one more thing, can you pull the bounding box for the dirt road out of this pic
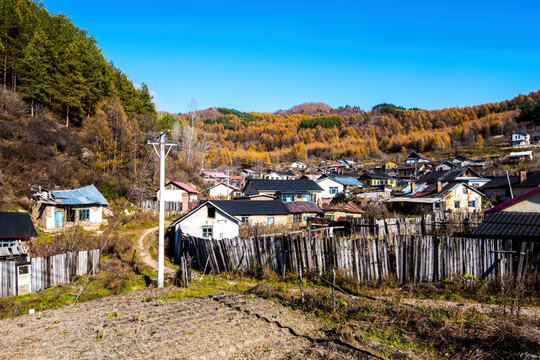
[0,288,377,359]
[136,226,175,275]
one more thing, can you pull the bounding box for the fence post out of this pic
[332,269,336,312]
[299,265,304,304]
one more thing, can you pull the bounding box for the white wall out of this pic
[177,205,239,239]
[157,189,185,202]
[317,178,344,200]
[209,184,234,198]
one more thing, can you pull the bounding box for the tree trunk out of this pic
[31,98,34,117]
[3,54,7,89]
[66,105,69,127]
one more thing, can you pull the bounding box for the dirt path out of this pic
[136,226,175,275]
[0,289,379,359]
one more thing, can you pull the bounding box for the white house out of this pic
[510,132,530,147]
[157,181,198,203]
[509,150,533,161]
[171,201,240,239]
[170,200,293,239]
[266,171,296,180]
[208,183,241,199]
[290,162,307,170]
[316,176,363,203]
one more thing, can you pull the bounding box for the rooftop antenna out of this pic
[148,132,178,288]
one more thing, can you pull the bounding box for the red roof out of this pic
[486,186,540,214]
[167,181,199,194]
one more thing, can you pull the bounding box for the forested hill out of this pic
[0,0,155,125]
[186,91,540,170]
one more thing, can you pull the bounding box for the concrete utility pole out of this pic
[148,133,177,287]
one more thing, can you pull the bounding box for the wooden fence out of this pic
[348,213,484,237]
[138,200,184,215]
[179,234,538,286]
[0,249,100,298]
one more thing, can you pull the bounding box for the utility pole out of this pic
[148,132,177,288]
[225,169,231,200]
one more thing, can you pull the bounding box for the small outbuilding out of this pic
[32,185,108,231]
[0,212,37,247]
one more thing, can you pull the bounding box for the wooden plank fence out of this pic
[348,213,484,237]
[0,249,100,298]
[138,200,184,216]
[180,234,537,286]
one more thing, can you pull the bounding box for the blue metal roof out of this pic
[333,177,362,186]
[51,185,108,206]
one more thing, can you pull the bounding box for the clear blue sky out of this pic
[42,0,540,113]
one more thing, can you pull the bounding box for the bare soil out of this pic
[0,288,379,360]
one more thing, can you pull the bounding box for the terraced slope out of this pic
[0,288,379,359]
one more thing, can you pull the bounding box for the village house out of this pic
[480,171,540,204]
[31,185,108,231]
[509,150,533,161]
[202,171,229,184]
[0,212,37,247]
[290,161,307,170]
[358,172,397,188]
[472,186,540,240]
[387,181,485,214]
[242,179,323,203]
[284,201,324,227]
[382,161,398,174]
[316,174,363,203]
[170,200,295,239]
[510,132,530,147]
[266,170,297,180]
[417,167,489,188]
[435,161,458,171]
[396,162,430,179]
[156,180,199,211]
[208,183,242,199]
[323,202,364,221]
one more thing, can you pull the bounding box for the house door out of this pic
[54,211,64,227]
[17,264,31,295]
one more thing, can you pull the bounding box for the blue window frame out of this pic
[329,187,338,195]
[202,226,213,238]
[78,209,90,221]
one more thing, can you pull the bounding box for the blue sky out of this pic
[42,0,540,113]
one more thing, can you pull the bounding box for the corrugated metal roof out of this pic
[472,211,540,240]
[0,212,37,238]
[285,201,323,214]
[51,185,108,206]
[168,181,199,194]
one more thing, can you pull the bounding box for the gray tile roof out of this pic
[246,179,323,192]
[0,212,37,238]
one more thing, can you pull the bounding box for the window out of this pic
[267,217,274,225]
[468,200,476,208]
[78,209,90,221]
[202,226,213,238]
[329,187,338,195]
[0,239,16,247]
[241,216,249,225]
[434,202,440,209]
[454,201,460,209]
[303,215,309,221]
[208,206,215,218]
[463,187,467,194]
[293,214,302,223]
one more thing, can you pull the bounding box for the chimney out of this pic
[410,182,416,193]
[519,171,527,183]
[436,180,442,193]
